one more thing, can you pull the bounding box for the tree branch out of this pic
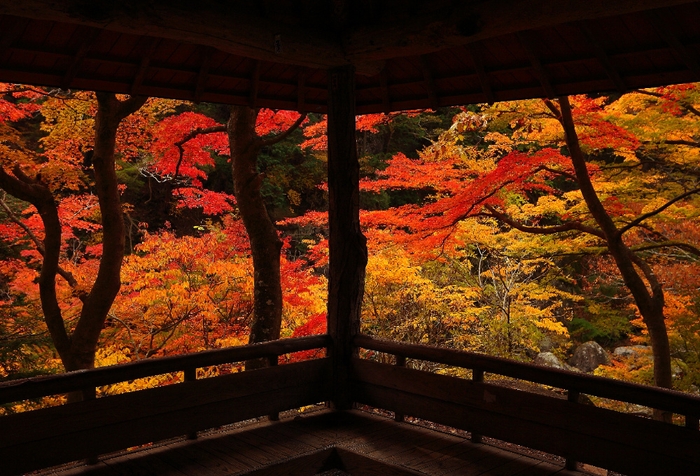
[485,205,606,239]
[633,89,700,118]
[648,139,700,148]
[173,124,227,178]
[618,187,700,236]
[259,113,307,147]
[0,165,70,355]
[630,240,700,258]
[0,192,85,298]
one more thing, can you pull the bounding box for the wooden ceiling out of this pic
[0,0,699,113]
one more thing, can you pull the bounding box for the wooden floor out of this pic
[40,409,586,476]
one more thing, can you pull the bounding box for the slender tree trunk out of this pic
[0,93,145,376]
[557,97,673,403]
[227,106,283,369]
[65,93,146,371]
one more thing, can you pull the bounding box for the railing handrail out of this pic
[354,334,700,417]
[0,334,330,406]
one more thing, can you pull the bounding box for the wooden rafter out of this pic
[344,0,699,62]
[61,27,100,89]
[517,31,555,99]
[194,46,213,103]
[380,68,391,113]
[0,0,696,73]
[468,43,496,104]
[0,16,27,58]
[646,10,700,80]
[419,55,439,109]
[297,67,307,112]
[249,60,261,107]
[130,37,159,96]
[578,21,627,94]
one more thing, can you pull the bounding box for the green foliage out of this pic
[258,132,326,218]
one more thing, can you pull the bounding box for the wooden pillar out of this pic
[327,65,368,410]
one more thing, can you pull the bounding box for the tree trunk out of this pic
[557,97,673,405]
[0,93,145,384]
[64,93,145,371]
[227,106,283,369]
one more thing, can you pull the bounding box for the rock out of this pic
[538,336,554,352]
[534,352,567,370]
[613,345,648,359]
[569,341,610,373]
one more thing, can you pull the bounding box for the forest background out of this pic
[1,82,699,411]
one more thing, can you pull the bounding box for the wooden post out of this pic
[82,386,99,465]
[395,355,406,422]
[565,389,580,471]
[327,65,368,411]
[471,368,484,444]
[184,367,198,439]
[268,355,280,421]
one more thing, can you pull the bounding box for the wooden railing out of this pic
[4,332,700,476]
[353,334,700,476]
[0,335,331,476]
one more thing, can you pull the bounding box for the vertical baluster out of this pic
[565,389,580,471]
[184,367,198,439]
[83,387,98,464]
[472,368,484,444]
[268,355,280,421]
[395,354,406,422]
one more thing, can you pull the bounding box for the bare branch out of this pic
[618,187,700,236]
[630,241,700,258]
[173,125,227,178]
[485,205,606,239]
[259,113,307,147]
[633,89,700,118]
[648,139,700,148]
[0,192,85,297]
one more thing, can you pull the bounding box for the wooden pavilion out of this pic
[1,1,700,474]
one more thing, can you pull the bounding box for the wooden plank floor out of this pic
[39,409,587,476]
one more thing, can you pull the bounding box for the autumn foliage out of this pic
[1,82,700,408]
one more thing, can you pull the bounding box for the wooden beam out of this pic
[344,0,699,62]
[326,65,367,410]
[61,27,100,89]
[249,60,261,107]
[646,10,700,80]
[578,21,627,94]
[380,67,391,113]
[0,16,27,57]
[297,67,307,112]
[0,1,352,71]
[419,55,439,109]
[467,43,495,104]
[193,46,213,103]
[129,37,158,96]
[1,0,692,73]
[517,31,556,99]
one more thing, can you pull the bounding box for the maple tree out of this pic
[147,105,307,368]
[357,92,700,405]
[0,88,146,373]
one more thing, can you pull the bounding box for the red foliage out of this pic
[287,313,327,362]
[149,112,228,185]
[255,109,304,136]
[173,187,236,215]
[0,84,41,121]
